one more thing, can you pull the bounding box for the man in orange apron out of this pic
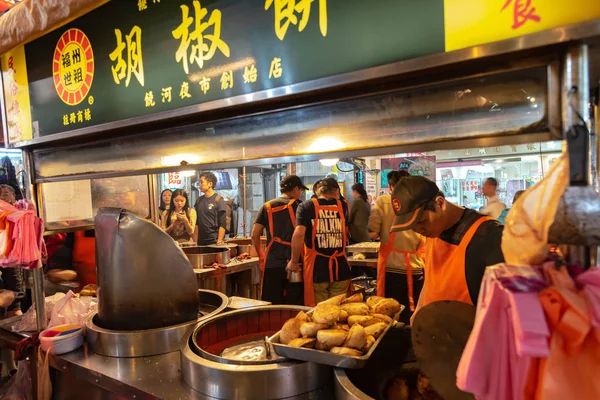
[288,178,351,306]
[389,176,504,319]
[368,170,425,323]
[252,175,308,305]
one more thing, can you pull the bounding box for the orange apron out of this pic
[73,231,97,290]
[259,198,297,299]
[376,232,425,310]
[261,198,297,273]
[303,198,350,307]
[422,216,490,307]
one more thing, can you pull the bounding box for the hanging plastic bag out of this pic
[0,359,33,400]
[37,348,52,400]
[502,153,569,266]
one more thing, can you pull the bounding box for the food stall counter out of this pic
[49,346,206,400]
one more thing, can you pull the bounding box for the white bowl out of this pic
[40,333,84,355]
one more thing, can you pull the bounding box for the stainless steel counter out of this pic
[50,344,334,400]
[50,345,208,399]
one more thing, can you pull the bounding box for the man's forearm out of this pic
[217,227,226,243]
[251,224,265,257]
[290,228,305,263]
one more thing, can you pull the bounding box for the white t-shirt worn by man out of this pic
[481,195,506,219]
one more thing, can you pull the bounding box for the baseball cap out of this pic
[280,175,309,191]
[390,176,440,232]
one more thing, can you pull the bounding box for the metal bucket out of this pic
[183,246,231,268]
[334,326,413,400]
[226,237,266,257]
[86,289,229,358]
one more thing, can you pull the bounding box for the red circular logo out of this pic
[53,28,94,106]
[392,198,401,213]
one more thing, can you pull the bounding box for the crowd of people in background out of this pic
[159,172,229,246]
[152,169,520,320]
[248,171,520,323]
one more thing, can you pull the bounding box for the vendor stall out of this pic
[0,0,599,399]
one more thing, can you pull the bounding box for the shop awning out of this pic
[0,0,106,56]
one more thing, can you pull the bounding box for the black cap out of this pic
[390,176,440,232]
[280,175,309,191]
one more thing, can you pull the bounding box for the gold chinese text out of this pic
[265,0,328,41]
[172,0,231,74]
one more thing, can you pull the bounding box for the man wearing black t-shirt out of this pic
[252,175,308,305]
[193,172,227,246]
[389,176,504,318]
[288,179,351,306]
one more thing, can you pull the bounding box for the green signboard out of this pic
[22,0,445,138]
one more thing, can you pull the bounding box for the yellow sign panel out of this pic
[445,0,600,52]
[1,46,33,143]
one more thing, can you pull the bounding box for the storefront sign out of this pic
[2,0,599,145]
[167,172,183,187]
[1,46,32,143]
[16,0,446,140]
[444,0,600,51]
[380,156,437,187]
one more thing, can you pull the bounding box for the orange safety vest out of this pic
[303,198,350,307]
[261,198,298,273]
[73,231,97,289]
[421,216,490,306]
[376,232,426,310]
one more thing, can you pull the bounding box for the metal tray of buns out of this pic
[268,306,403,369]
[346,242,381,254]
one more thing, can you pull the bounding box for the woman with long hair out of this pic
[158,189,172,226]
[161,189,197,243]
[159,189,172,213]
[349,183,371,244]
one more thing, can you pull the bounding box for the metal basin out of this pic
[226,237,266,257]
[183,246,231,268]
[182,305,333,399]
[334,326,413,400]
[86,290,228,358]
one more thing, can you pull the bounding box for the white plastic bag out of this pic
[12,292,65,332]
[12,291,96,332]
[502,153,569,266]
[49,290,96,327]
[37,348,52,400]
[0,360,33,400]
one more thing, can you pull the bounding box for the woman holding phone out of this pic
[161,189,196,243]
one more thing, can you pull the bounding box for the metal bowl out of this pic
[86,290,229,358]
[183,246,231,268]
[334,326,413,400]
[191,305,310,365]
[226,237,266,257]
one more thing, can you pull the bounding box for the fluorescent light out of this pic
[529,97,536,102]
[307,137,345,153]
[319,158,339,167]
[180,170,196,177]
[495,159,504,163]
